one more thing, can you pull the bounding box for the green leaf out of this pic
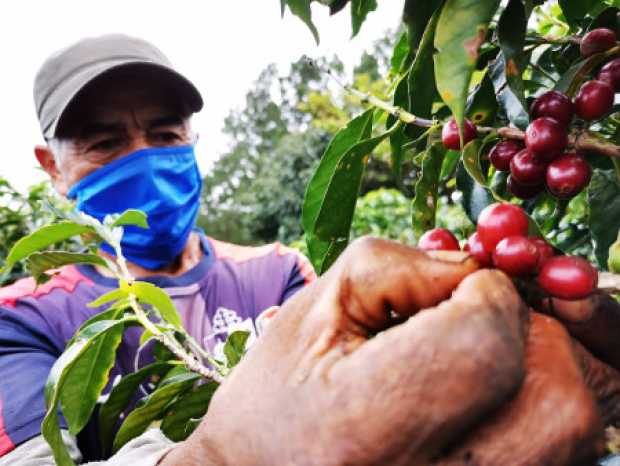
[462,139,487,186]
[4,222,94,272]
[303,109,374,235]
[608,231,620,273]
[465,72,497,126]
[434,0,500,133]
[27,251,107,284]
[223,331,250,368]
[488,53,530,129]
[350,0,377,38]
[306,235,349,275]
[112,372,199,453]
[99,361,177,455]
[282,0,320,44]
[402,0,443,59]
[554,51,616,97]
[456,161,494,224]
[406,6,441,139]
[390,32,410,75]
[559,0,598,27]
[88,289,129,308]
[497,0,528,110]
[60,321,130,435]
[111,210,148,229]
[387,76,411,178]
[589,170,620,269]
[161,381,219,442]
[412,143,446,239]
[43,318,137,466]
[303,110,399,270]
[128,281,183,330]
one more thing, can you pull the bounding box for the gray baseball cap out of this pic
[34,33,203,139]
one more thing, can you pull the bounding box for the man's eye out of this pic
[153,132,181,142]
[90,138,122,151]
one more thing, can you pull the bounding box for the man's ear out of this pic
[34,145,69,196]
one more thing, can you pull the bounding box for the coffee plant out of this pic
[2,209,249,465]
[288,0,620,275]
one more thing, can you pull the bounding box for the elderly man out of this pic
[0,33,619,466]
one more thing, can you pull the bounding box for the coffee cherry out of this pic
[477,203,529,253]
[580,28,617,58]
[538,256,598,300]
[418,228,460,251]
[507,176,544,200]
[442,118,477,150]
[574,80,615,121]
[464,232,492,267]
[510,149,548,186]
[493,236,539,276]
[546,153,592,199]
[525,117,568,159]
[530,90,575,127]
[489,140,523,171]
[599,58,620,92]
[530,237,555,269]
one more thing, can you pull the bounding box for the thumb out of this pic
[328,237,480,333]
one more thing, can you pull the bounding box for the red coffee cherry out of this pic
[538,256,598,300]
[546,153,592,199]
[442,118,478,150]
[599,58,620,92]
[574,80,615,121]
[477,203,529,253]
[489,140,524,171]
[493,236,539,276]
[510,149,548,186]
[464,232,492,267]
[525,117,568,159]
[580,28,617,58]
[530,90,575,127]
[507,175,544,200]
[530,237,555,269]
[418,228,460,251]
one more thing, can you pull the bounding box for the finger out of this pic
[544,292,620,372]
[573,339,620,427]
[328,269,529,464]
[329,237,479,332]
[435,313,604,466]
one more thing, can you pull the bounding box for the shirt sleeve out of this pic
[279,250,317,303]
[0,429,173,466]
[0,308,64,456]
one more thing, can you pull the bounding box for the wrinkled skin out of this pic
[162,238,529,466]
[160,238,619,466]
[436,312,604,466]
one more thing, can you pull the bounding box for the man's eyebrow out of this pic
[147,116,185,129]
[78,122,126,139]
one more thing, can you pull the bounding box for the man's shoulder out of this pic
[206,237,316,283]
[0,265,95,309]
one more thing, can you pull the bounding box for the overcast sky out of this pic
[1,1,403,192]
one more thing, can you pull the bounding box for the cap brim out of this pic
[46,60,203,138]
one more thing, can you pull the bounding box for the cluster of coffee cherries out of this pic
[417,203,598,300]
[441,27,619,201]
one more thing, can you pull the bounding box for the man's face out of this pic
[35,71,195,196]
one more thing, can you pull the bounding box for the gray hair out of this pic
[46,138,68,164]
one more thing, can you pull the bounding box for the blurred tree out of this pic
[199,32,405,246]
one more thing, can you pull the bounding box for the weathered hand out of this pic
[436,312,604,466]
[163,238,529,466]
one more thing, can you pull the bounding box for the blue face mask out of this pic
[67,145,202,270]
